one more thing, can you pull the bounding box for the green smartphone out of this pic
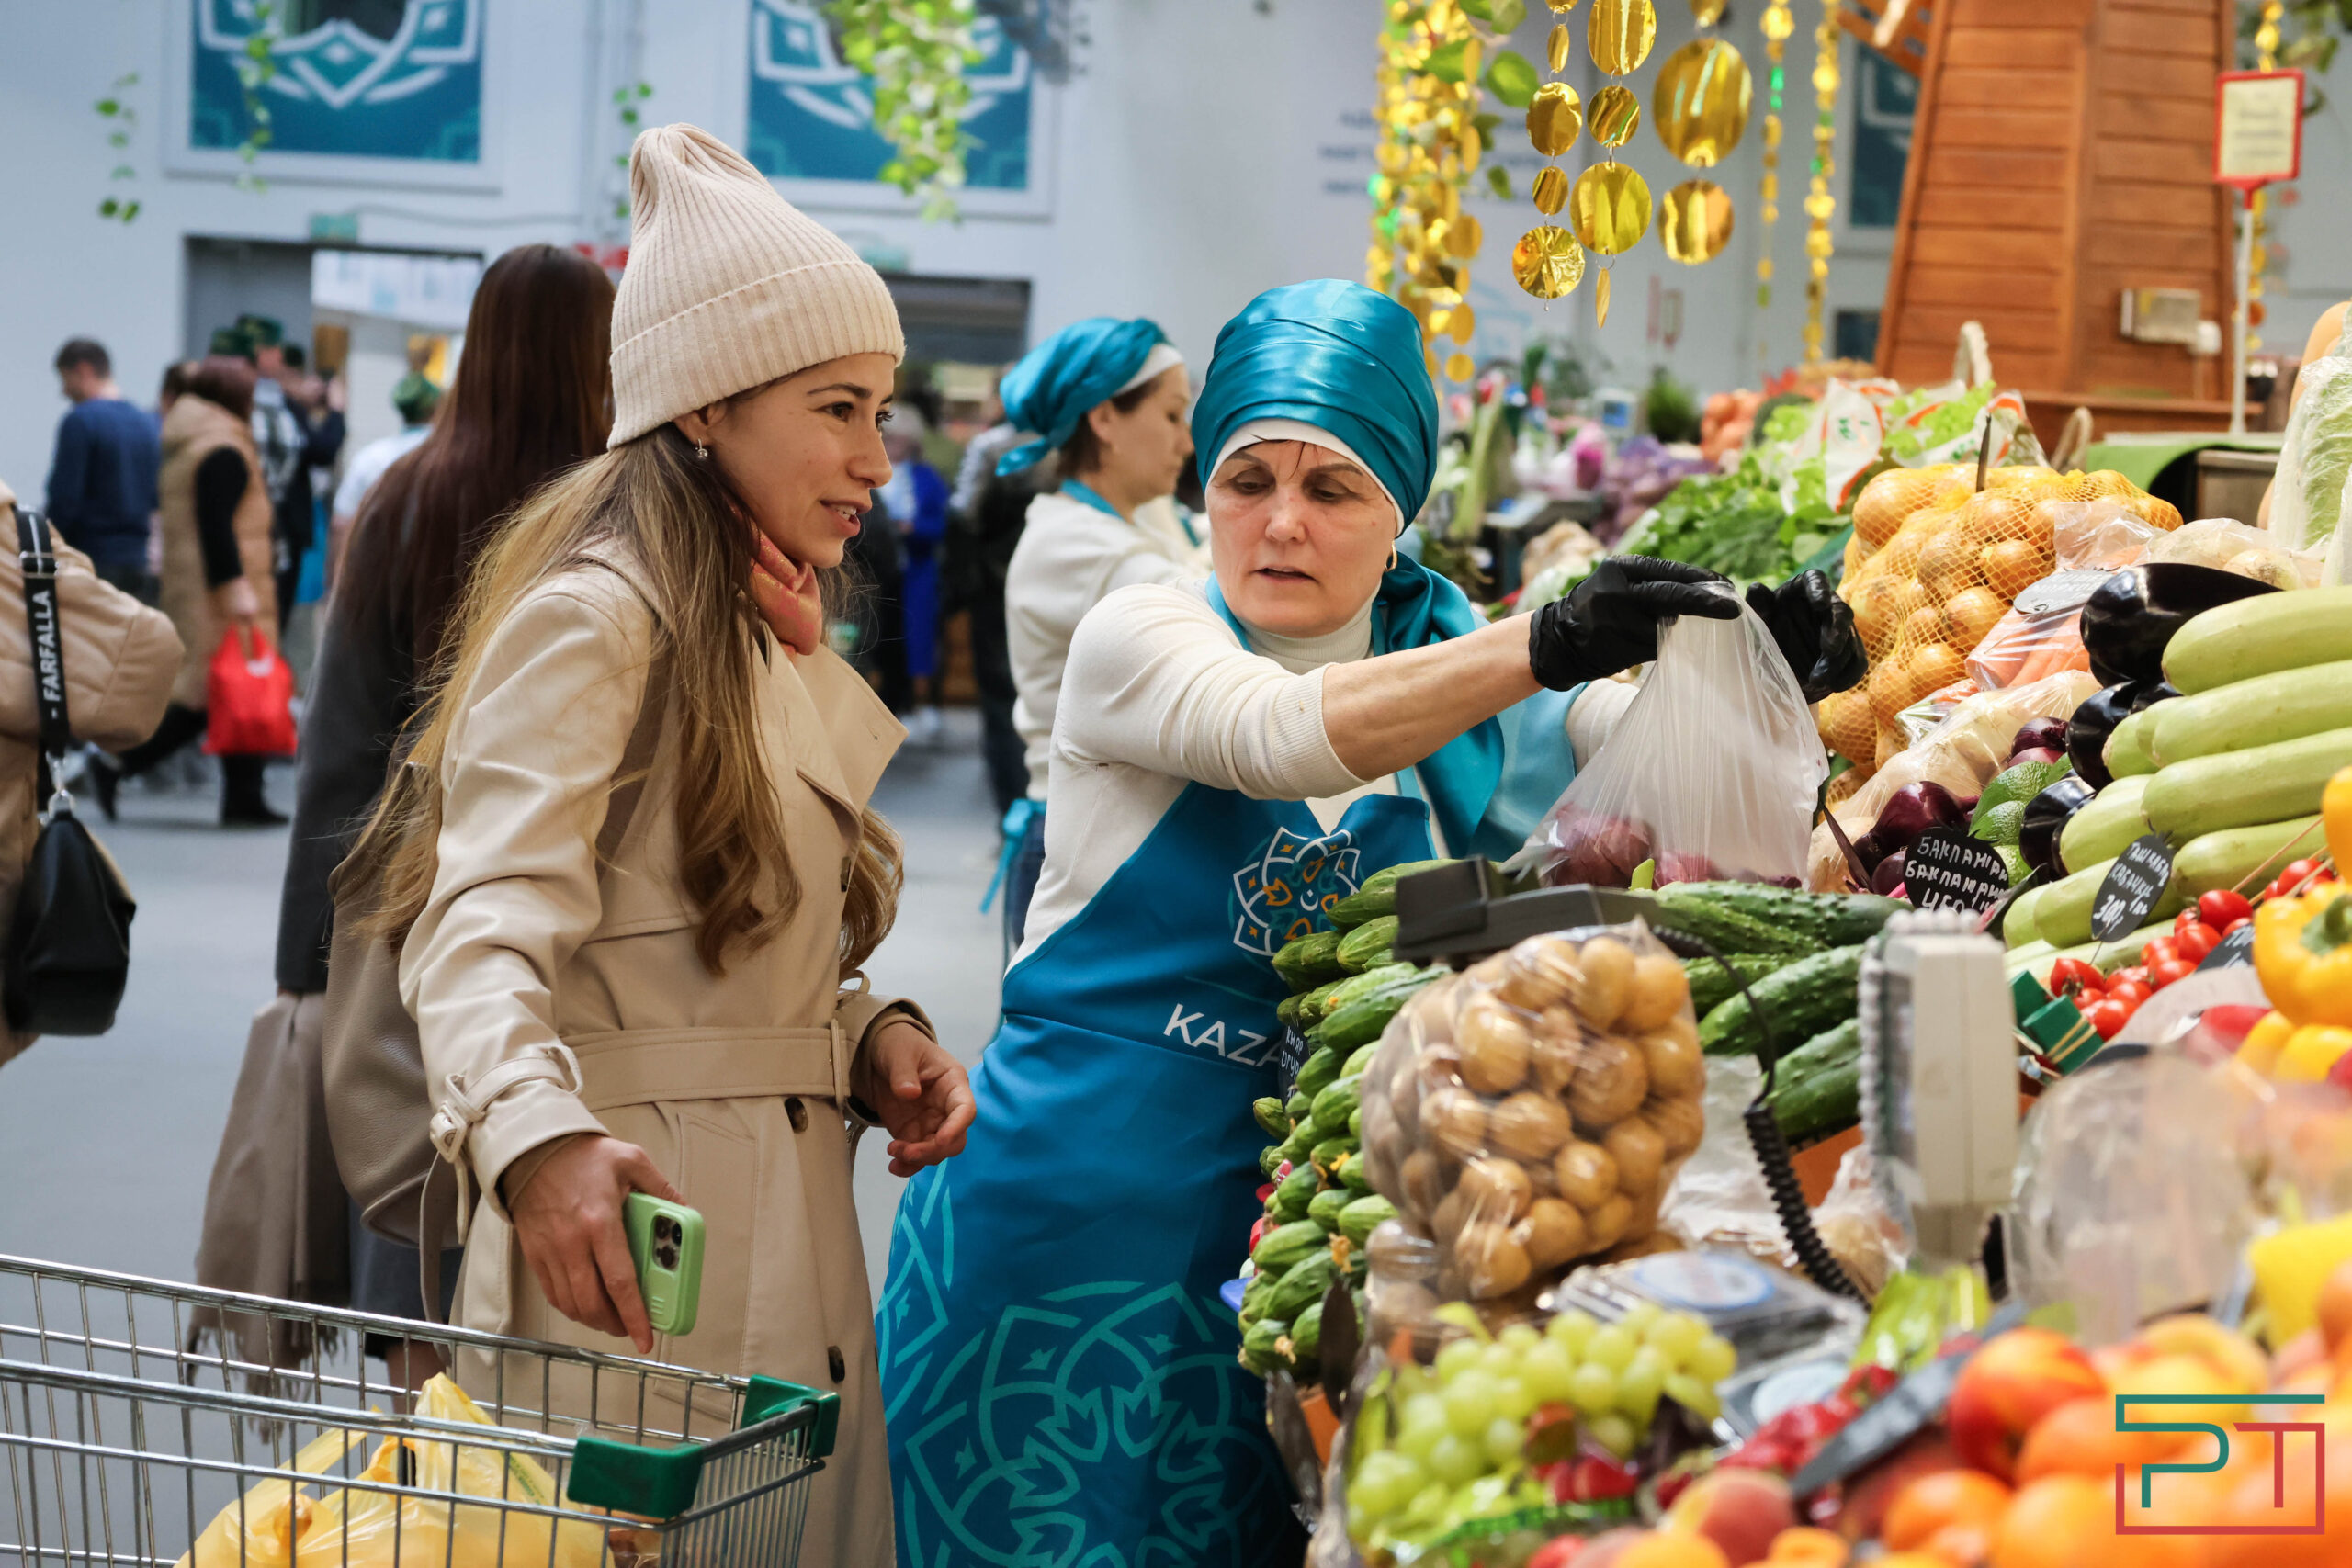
[623,1192,705,1339]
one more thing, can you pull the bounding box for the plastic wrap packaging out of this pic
[2151,516,2326,587]
[1961,501,2158,689]
[1806,667,2101,888]
[2008,1050,2259,1348]
[1358,925,1707,1345]
[2272,355,2352,555]
[1516,586,1826,888]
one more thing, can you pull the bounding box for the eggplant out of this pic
[2081,563,2279,686]
[2065,681,2145,791]
[1871,848,1908,897]
[1871,781,1969,855]
[2132,681,2181,712]
[2018,774,2097,878]
[2010,717,2068,759]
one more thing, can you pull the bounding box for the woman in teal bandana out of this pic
[993,316,1202,955]
[879,282,1861,1565]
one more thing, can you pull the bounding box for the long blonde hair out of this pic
[356,422,902,978]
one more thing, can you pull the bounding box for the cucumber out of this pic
[1253,1220,1327,1273]
[1273,1167,1319,1222]
[1290,1299,1328,1365]
[2105,705,2166,780]
[1336,916,1400,974]
[2171,815,2326,897]
[1329,859,1453,928]
[2151,658,2352,768]
[1766,1019,1863,1145]
[1295,976,1348,1021]
[1253,1097,1289,1138]
[1270,1251,1340,1319]
[1259,1144,1286,1179]
[1684,951,1807,1018]
[1241,1316,1291,1372]
[1307,1187,1354,1232]
[1322,963,1418,1015]
[1340,1155,1373,1195]
[1320,967,1443,1053]
[2004,885,2045,949]
[1310,1136,1356,1179]
[1276,1122,1316,1167]
[1339,1194,1397,1247]
[2059,775,2153,874]
[1295,1046,1343,1100]
[2033,855,2187,949]
[1698,944,1865,1058]
[2163,586,2352,694]
[1285,1089,1312,1124]
[1238,1269,1276,1327]
[1342,1041,1382,1079]
[1650,888,1821,957]
[1660,884,1905,949]
[2143,725,2352,840]
[1273,929,1348,990]
[1310,1075,1363,1136]
[1275,993,1305,1029]
[1349,1106,1363,1141]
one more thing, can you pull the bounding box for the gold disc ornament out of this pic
[1586,0,1658,76]
[1660,179,1735,262]
[1588,83,1641,147]
[1512,225,1588,299]
[1548,22,1574,72]
[1690,0,1727,21]
[1596,267,1612,327]
[1652,39,1752,167]
[1532,164,1569,214]
[1568,162,1653,254]
[1445,351,1476,382]
[1526,83,1584,157]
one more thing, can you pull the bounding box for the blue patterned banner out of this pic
[746,0,1032,190]
[190,0,482,164]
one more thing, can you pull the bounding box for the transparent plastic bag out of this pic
[1962,501,2159,688]
[2151,515,2325,588]
[1517,587,1827,888]
[2273,355,2352,553]
[1358,925,1707,1326]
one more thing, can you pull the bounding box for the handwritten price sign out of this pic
[2092,835,2177,942]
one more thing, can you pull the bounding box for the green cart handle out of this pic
[565,1375,839,1520]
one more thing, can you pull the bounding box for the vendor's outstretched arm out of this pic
[1322,615,1540,780]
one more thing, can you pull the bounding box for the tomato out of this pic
[2107,979,2154,1007]
[2222,916,2252,937]
[2141,938,2181,968]
[1527,1540,1586,1568]
[2152,959,2198,989]
[2109,965,2152,989]
[2199,889,2254,929]
[2174,920,2221,962]
[2086,998,2134,1039]
[2282,858,2330,895]
[2049,957,2105,998]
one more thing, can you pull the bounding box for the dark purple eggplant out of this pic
[1872,781,1969,854]
[1871,849,1908,897]
[2019,774,2097,878]
[2131,681,2181,712]
[2066,681,2145,791]
[2010,717,2069,759]
[2081,563,2279,686]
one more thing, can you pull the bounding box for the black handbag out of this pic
[4,508,134,1035]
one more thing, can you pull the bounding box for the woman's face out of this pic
[678,351,898,570]
[1207,440,1396,637]
[1086,367,1193,500]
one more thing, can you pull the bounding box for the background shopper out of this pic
[45,338,160,603]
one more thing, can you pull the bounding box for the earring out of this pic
[695,443,709,460]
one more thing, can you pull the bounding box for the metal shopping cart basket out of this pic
[0,1255,836,1565]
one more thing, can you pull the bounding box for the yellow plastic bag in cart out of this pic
[291,1375,614,1567]
[175,1427,364,1567]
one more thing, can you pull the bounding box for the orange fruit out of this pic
[1883,1469,2013,1551]
[1764,1526,1850,1566]
[2014,1394,2188,1483]
[1990,1474,2195,1568]
[1616,1533,1732,1568]
[2318,1260,2352,1351]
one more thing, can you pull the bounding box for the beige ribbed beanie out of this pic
[609,124,904,446]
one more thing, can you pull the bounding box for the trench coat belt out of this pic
[560,1024,854,1114]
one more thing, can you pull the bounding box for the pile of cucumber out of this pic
[1242,861,1454,1378]
[2007,587,2352,982]
[1647,882,1907,1148]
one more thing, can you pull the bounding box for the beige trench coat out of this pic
[399,555,919,1563]
[157,394,276,708]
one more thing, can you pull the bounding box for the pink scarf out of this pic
[749,530,824,657]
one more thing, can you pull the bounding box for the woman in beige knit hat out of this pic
[354,123,972,1562]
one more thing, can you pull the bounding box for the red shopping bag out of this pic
[204,627,298,757]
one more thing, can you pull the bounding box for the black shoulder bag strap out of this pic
[16,509,73,818]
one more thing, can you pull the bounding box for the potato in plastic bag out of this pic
[1359,923,1705,1312]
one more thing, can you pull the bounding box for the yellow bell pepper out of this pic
[2239,1008,2296,1075]
[2256,886,2352,1027]
[2328,764,2352,870]
[2273,1023,2352,1082]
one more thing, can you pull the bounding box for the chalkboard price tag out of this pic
[1905,828,2013,915]
[2091,833,2177,942]
[2198,923,2256,971]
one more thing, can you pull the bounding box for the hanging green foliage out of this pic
[612,81,655,219]
[231,0,278,191]
[94,72,140,222]
[824,0,984,220]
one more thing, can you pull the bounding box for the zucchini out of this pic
[2143,725,2352,840]
[2059,775,2153,874]
[2150,658,2352,768]
[1311,1075,1363,1136]
[2171,815,2326,897]
[1270,1251,1340,1319]
[1253,1220,1326,1273]
[1273,928,1348,990]
[1766,1019,1863,1145]
[1339,1194,1397,1247]
[1272,1167,1319,1222]
[2003,885,2045,950]
[2105,705,2167,780]
[1650,888,1821,957]
[1241,1316,1291,1373]
[1336,916,1401,974]
[2032,855,2187,949]
[1329,860,1453,928]
[2163,585,2352,695]
[1320,967,1443,1053]
[1684,951,1807,1018]
[1295,1046,1343,1100]
[1307,1187,1354,1232]
[1253,1097,1289,1139]
[1660,883,1904,949]
[1698,944,1865,1058]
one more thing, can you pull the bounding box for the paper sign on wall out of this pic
[2214,71,2303,190]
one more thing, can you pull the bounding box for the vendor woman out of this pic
[878,280,1864,1563]
[995,315,1204,951]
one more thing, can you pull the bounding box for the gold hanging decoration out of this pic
[1548,23,1573,72]
[1588,83,1641,147]
[1652,38,1752,167]
[1801,0,1839,364]
[1368,0,1502,379]
[1512,226,1588,298]
[1690,0,1727,22]
[1570,163,1653,254]
[1532,165,1569,213]
[1754,0,1793,337]
[2248,0,2284,350]
[1527,82,1585,155]
[1661,179,1735,262]
[1587,0,1658,75]
[1596,267,1612,327]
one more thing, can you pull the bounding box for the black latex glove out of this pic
[1528,555,1740,690]
[1747,570,1869,704]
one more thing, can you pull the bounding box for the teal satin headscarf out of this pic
[1192,280,1501,856]
[996,316,1170,476]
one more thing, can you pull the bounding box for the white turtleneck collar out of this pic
[1233,592,1376,674]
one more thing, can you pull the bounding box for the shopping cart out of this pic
[0,1254,836,1565]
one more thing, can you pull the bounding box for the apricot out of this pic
[1948,1328,2107,1483]
[1614,1534,1730,1568]
[1882,1469,2012,1551]
[1664,1469,1792,1567]
[1989,1473,2195,1568]
[2013,1395,2188,1483]
[2130,1314,2268,1394]
[1762,1526,1849,1567]
[2319,1258,2352,1351]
